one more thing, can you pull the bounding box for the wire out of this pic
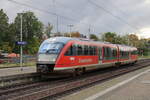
[7,0,124,34]
[7,0,78,22]
[88,0,140,33]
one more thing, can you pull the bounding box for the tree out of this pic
[12,11,44,54]
[128,34,139,47]
[0,9,9,50]
[90,34,99,41]
[101,32,117,43]
[64,32,83,38]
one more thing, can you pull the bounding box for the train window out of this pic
[65,45,73,56]
[98,47,102,60]
[120,51,129,59]
[131,50,138,55]
[84,45,89,55]
[93,46,97,55]
[77,45,83,55]
[72,45,77,55]
[89,46,93,55]
[112,48,117,58]
[104,47,118,60]
[89,46,96,55]
[65,44,77,56]
[39,42,64,54]
[104,47,111,60]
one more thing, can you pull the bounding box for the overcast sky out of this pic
[1,0,150,39]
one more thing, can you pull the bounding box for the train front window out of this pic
[39,42,64,54]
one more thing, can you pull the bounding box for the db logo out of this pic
[70,57,75,61]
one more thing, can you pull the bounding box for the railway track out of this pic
[0,59,150,100]
[0,72,41,88]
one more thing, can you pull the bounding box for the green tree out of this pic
[90,34,99,41]
[13,11,44,54]
[0,9,9,50]
[101,32,117,43]
[128,34,139,47]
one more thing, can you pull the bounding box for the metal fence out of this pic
[0,55,36,67]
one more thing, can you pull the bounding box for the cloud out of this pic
[0,0,150,38]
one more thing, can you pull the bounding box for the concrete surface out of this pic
[0,66,36,77]
[60,66,150,100]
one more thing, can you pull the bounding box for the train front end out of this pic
[36,37,68,73]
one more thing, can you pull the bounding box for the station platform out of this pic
[0,66,36,77]
[60,66,150,100]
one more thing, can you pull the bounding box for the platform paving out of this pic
[60,66,150,100]
[0,66,36,77]
[95,68,150,100]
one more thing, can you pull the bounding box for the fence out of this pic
[0,55,36,68]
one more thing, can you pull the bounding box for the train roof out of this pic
[44,37,108,45]
[43,37,137,50]
[43,37,76,44]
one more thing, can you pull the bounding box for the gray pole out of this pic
[20,14,23,71]
[88,25,91,39]
[53,0,59,33]
[56,15,59,33]
[68,24,73,37]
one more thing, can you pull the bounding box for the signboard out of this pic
[16,41,27,45]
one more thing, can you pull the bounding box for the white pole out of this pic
[20,14,23,71]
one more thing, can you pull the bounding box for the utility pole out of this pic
[20,13,23,71]
[88,25,91,39]
[67,24,74,37]
[56,16,59,33]
[53,0,59,33]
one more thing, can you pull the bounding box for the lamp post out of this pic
[20,13,23,71]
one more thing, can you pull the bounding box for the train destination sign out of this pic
[16,41,27,45]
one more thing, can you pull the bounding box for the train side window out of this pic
[84,45,89,55]
[89,46,93,55]
[93,46,97,55]
[131,50,138,55]
[104,47,107,58]
[65,44,77,56]
[104,47,114,60]
[112,48,117,58]
[77,45,83,55]
[120,51,129,59]
[98,47,102,60]
[65,45,73,56]
[72,45,77,56]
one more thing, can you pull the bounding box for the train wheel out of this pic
[115,62,121,67]
[73,68,85,76]
[82,67,86,74]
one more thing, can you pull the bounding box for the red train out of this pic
[36,37,138,74]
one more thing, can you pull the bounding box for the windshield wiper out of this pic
[46,49,58,54]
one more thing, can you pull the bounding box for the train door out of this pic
[98,47,102,63]
[63,43,77,66]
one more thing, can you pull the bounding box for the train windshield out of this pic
[39,42,64,54]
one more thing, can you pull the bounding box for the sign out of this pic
[16,41,27,45]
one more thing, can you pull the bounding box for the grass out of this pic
[139,55,150,59]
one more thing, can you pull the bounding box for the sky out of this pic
[0,0,150,39]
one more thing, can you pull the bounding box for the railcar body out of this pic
[36,37,138,73]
